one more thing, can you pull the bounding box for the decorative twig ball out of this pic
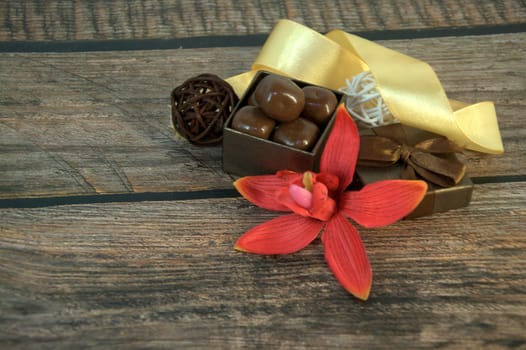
[171,74,238,145]
[339,71,396,127]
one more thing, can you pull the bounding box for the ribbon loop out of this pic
[408,151,466,187]
[414,138,465,154]
[358,136,400,166]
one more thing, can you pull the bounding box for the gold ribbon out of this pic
[227,19,504,154]
[358,124,466,188]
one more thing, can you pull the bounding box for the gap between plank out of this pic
[0,189,240,209]
[0,23,524,53]
[0,175,524,209]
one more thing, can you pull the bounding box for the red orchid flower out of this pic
[234,104,427,300]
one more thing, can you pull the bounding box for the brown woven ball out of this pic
[170,74,238,145]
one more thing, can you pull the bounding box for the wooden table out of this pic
[1,1,525,348]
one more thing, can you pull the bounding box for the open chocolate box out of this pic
[222,72,343,176]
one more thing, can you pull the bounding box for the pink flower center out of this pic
[289,184,312,208]
[288,172,315,209]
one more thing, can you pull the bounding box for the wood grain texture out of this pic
[0,0,525,42]
[0,182,524,349]
[1,33,524,198]
[1,2,524,349]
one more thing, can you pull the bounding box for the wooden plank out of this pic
[0,49,239,197]
[0,33,524,198]
[0,182,524,348]
[0,0,524,42]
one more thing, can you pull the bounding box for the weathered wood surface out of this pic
[1,33,524,198]
[1,182,525,349]
[0,0,524,42]
[1,1,525,348]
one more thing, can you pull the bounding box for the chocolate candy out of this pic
[302,86,338,125]
[231,106,276,139]
[247,92,258,106]
[272,118,320,151]
[254,75,305,123]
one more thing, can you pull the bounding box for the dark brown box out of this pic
[222,72,342,176]
[353,125,473,218]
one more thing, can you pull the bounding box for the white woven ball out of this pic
[339,71,397,127]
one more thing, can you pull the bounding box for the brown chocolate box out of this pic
[352,125,473,219]
[222,72,342,176]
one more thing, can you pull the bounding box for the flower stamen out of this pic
[289,172,316,209]
[302,171,314,192]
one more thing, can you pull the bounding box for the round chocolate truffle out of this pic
[171,74,238,145]
[254,75,305,123]
[231,106,276,139]
[272,118,320,151]
[302,86,338,125]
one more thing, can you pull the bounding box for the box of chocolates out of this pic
[222,72,342,176]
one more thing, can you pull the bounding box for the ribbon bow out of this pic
[227,19,504,154]
[358,124,466,188]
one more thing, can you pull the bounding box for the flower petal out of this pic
[276,170,304,183]
[235,214,324,255]
[320,104,360,193]
[234,175,292,212]
[341,180,427,228]
[276,187,311,217]
[322,213,372,300]
[276,182,336,221]
[310,182,337,221]
[315,172,340,192]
